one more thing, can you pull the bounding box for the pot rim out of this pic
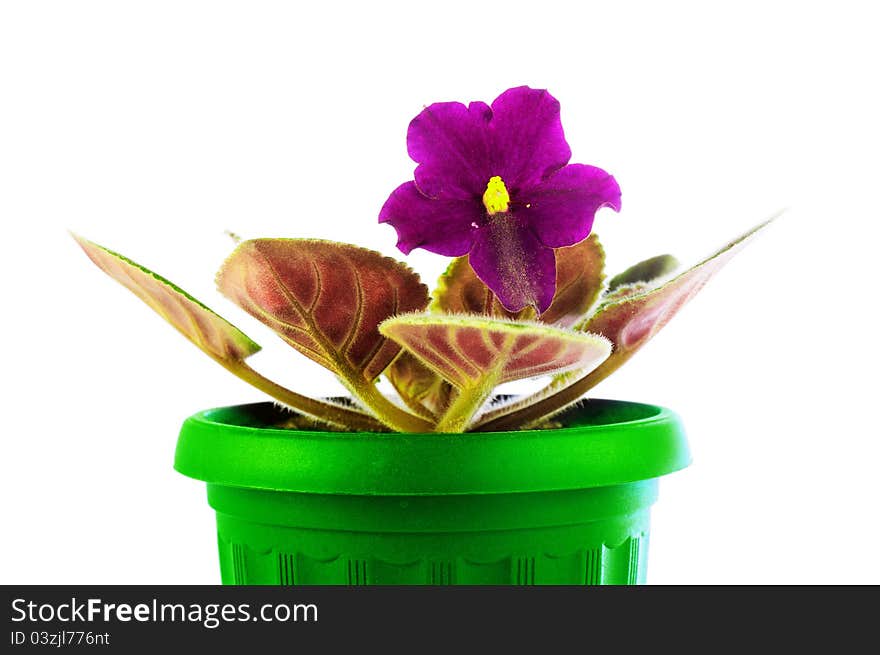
[174,398,690,496]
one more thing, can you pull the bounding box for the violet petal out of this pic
[519,164,621,249]
[469,216,556,312]
[489,86,572,190]
[407,101,493,200]
[379,181,479,256]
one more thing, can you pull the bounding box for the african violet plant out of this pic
[75,86,770,434]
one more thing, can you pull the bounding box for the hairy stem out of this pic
[435,332,515,433]
[345,379,436,433]
[473,356,624,432]
[471,372,578,430]
[434,381,497,433]
[216,358,388,432]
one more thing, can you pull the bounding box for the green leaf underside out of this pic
[606,253,679,293]
[73,234,261,361]
[475,217,776,431]
[431,235,606,328]
[599,281,653,305]
[217,239,430,382]
[380,314,612,390]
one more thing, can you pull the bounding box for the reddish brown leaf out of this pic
[380,315,611,389]
[582,221,771,359]
[216,239,429,381]
[474,218,775,431]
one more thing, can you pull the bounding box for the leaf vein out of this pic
[409,336,473,387]
[359,284,398,376]
[258,254,348,372]
[341,263,365,359]
[308,259,322,313]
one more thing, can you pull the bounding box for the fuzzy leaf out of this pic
[567,218,775,395]
[474,217,776,432]
[73,234,261,361]
[379,314,611,390]
[431,235,605,327]
[216,239,429,381]
[581,221,771,362]
[606,254,679,292]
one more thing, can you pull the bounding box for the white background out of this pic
[1,1,878,584]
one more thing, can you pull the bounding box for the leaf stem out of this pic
[345,379,436,433]
[473,358,620,432]
[216,358,389,432]
[434,382,496,433]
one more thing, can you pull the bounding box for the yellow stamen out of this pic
[482,176,510,215]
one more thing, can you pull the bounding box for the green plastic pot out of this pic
[174,399,689,585]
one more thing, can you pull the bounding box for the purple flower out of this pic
[379,85,621,313]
